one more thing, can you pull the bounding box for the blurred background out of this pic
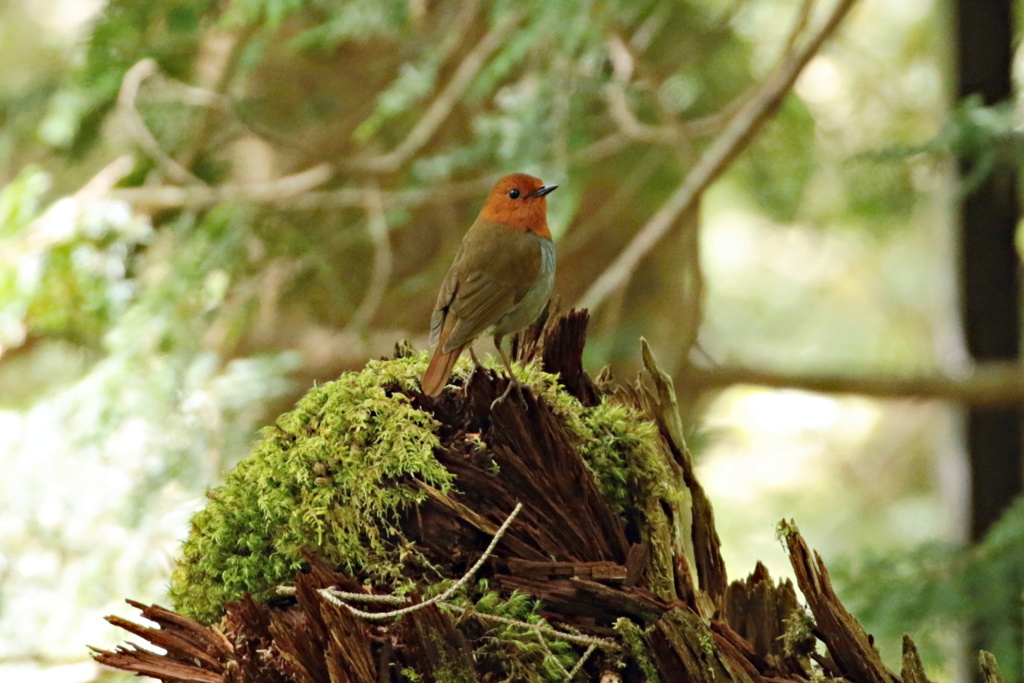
[1,0,1022,681]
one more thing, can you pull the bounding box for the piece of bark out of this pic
[980,651,1004,683]
[90,645,224,683]
[484,385,630,563]
[724,562,804,673]
[645,607,755,683]
[640,339,728,611]
[506,558,628,582]
[91,600,233,683]
[901,635,931,683]
[782,521,898,683]
[391,603,478,681]
[538,308,602,406]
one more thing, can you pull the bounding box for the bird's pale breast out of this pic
[492,234,555,338]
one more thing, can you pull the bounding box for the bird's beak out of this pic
[528,184,558,198]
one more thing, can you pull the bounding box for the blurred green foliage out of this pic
[835,496,1024,679]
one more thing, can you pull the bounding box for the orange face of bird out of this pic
[479,173,558,240]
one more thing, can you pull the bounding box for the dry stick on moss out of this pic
[446,606,621,652]
[578,0,860,312]
[532,632,599,681]
[305,588,622,653]
[535,628,573,679]
[319,502,524,620]
[568,644,599,678]
[315,501,622,660]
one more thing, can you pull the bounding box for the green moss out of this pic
[170,352,457,623]
[462,581,578,681]
[170,351,674,625]
[616,617,661,683]
[571,399,689,600]
[782,608,817,659]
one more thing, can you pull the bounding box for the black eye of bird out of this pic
[508,188,520,199]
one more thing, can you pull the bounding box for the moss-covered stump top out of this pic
[170,314,684,625]
[100,311,959,683]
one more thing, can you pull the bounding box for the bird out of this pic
[422,172,558,397]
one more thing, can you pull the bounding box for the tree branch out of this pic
[118,59,204,186]
[107,163,334,209]
[578,0,859,312]
[682,361,1024,406]
[178,25,258,171]
[343,12,521,174]
[107,173,496,211]
[345,184,393,333]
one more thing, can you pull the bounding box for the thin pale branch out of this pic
[118,59,203,186]
[572,132,631,164]
[107,163,334,210]
[107,173,495,211]
[346,184,393,333]
[178,25,258,170]
[578,0,859,312]
[76,155,137,201]
[344,12,521,174]
[2,156,137,268]
[603,34,684,145]
[681,360,1024,406]
[319,503,524,620]
[783,0,818,56]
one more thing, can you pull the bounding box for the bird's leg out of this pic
[491,334,523,408]
[469,345,485,371]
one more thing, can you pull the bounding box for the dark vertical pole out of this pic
[954,0,1021,543]
[953,1,1022,680]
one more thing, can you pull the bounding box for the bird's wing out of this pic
[429,253,461,348]
[436,221,542,352]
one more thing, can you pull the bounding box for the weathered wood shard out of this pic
[723,561,804,674]
[782,520,899,683]
[93,309,990,682]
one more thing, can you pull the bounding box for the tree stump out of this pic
[93,309,971,682]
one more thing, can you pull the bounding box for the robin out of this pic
[422,173,557,397]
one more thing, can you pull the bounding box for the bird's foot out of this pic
[490,378,524,411]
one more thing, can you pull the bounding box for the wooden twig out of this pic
[1,156,137,269]
[681,360,1024,406]
[76,155,137,200]
[578,0,860,312]
[572,132,631,164]
[319,503,523,620]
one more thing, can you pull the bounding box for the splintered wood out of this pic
[95,309,957,682]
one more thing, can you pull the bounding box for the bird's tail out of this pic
[422,343,465,396]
